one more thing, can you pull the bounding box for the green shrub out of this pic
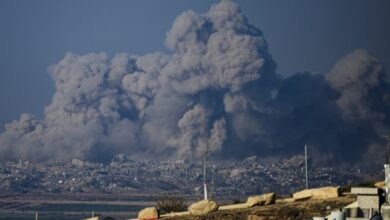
[156,195,187,214]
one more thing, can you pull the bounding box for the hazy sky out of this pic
[0,0,389,131]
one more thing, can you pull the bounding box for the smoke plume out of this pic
[0,0,389,163]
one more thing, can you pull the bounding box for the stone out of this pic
[293,187,340,201]
[292,189,312,200]
[188,200,218,216]
[357,195,380,210]
[311,187,340,199]
[246,193,276,207]
[138,207,159,220]
[351,187,379,195]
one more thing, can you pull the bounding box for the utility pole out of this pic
[203,151,208,200]
[211,163,215,198]
[386,132,390,164]
[305,144,309,189]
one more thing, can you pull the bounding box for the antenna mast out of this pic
[305,144,309,189]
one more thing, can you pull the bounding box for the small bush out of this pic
[340,185,352,194]
[357,181,376,187]
[156,195,187,214]
[232,198,243,204]
[340,181,377,194]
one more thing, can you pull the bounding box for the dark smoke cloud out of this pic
[0,0,389,163]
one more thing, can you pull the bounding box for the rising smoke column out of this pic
[0,0,274,162]
[325,50,390,160]
[0,0,389,164]
[326,49,388,123]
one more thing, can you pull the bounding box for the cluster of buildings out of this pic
[0,154,382,196]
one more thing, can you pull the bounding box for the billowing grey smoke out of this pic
[0,0,389,163]
[326,49,387,122]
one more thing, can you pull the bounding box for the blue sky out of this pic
[0,0,389,131]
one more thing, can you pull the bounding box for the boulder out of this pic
[246,193,276,207]
[138,207,159,220]
[188,200,218,216]
[293,187,340,201]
